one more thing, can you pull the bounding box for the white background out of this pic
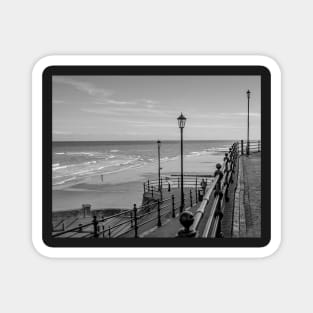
[0,0,310,312]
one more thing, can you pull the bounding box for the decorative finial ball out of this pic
[216,163,222,169]
[179,211,194,229]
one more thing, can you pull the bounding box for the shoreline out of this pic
[52,151,225,212]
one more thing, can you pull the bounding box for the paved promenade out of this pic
[233,153,261,237]
[141,201,201,237]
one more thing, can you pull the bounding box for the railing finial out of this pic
[177,211,196,237]
[92,215,99,238]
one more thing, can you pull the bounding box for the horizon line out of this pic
[52,138,260,143]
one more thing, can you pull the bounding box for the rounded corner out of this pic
[258,235,282,259]
[32,55,59,79]
[255,55,282,78]
[31,234,55,259]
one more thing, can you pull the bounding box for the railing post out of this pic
[148,180,150,191]
[157,199,162,227]
[143,182,146,192]
[225,180,230,202]
[130,211,133,228]
[214,163,224,196]
[92,216,99,238]
[195,177,198,202]
[151,187,154,198]
[171,194,175,218]
[229,162,234,184]
[168,182,171,192]
[224,153,229,173]
[215,192,224,238]
[258,140,260,152]
[178,177,180,189]
[108,226,111,238]
[190,189,193,207]
[133,204,138,238]
[78,223,82,232]
[102,225,105,238]
[241,140,244,155]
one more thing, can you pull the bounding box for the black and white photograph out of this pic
[51,73,262,240]
[6,0,313,310]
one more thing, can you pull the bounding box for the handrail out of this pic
[191,174,220,231]
[143,174,213,194]
[52,186,198,238]
[240,140,261,155]
[178,142,239,238]
[202,143,239,237]
[52,209,131,237]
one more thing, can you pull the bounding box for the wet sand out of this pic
[52,152,223,211]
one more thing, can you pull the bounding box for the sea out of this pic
[52,140,233,189]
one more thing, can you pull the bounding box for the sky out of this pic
[52,75,261,141]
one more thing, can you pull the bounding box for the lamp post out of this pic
[246,90,251,156]
[157,140,161,192]
[177,113,187,212]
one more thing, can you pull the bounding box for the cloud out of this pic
[53,77,113,98]
[106,99,136,105]
[146,104,155,109]
[129,121,176,128]
[189,124,245,129]
[80,106,177,118]
[94,98,159,108]
[53,130,73,135]
[53,99,66,104]
[218,112,260,118]
[142,99,159,104]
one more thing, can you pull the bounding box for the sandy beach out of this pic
[52,151,224,211]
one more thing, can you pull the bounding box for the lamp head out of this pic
[177,112,187,129]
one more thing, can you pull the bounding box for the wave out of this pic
[52,153,147,186]
[85,161,97,165]
[65,152,96,156]
[52,165,69,171]
[53,176,77,185]
[185,149,221,158]
[99,163,144,176]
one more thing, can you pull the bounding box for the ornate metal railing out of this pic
[240,140,261,155]
[52,140,260,239]
[177,142,240,238]
[143,175,214,199]
[52,187,199,239]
